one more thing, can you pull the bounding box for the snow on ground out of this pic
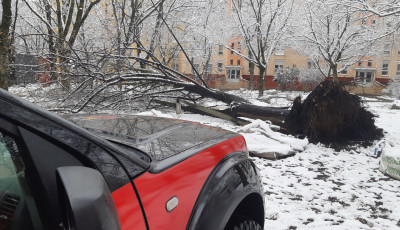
[9,85,400,229]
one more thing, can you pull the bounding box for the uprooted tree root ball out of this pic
[282,80,383,147]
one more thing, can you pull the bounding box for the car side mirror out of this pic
[56,166,121,230]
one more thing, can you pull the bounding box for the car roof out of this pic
[0,88,151,170]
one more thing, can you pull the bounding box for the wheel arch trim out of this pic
[186,152,264,230]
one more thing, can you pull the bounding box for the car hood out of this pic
[64,115,238,171]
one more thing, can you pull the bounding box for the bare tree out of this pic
[299,0,389,82]
[22,0,101,89]
[14,0,288,124]
[0,0,12,90]
[343,0,400,18]
[181,0,228,82]
[224,0,294,96]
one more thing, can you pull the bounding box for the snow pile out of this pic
[137,109,174,118]
[10,83,43,97]
[240,120,308,159]
[241,132,294,158]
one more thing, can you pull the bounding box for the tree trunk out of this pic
[258,66,266,97]
[179,83,288,125]
[0,0,12,90]
[0,54,8,90]
[59,55,71,90]
[142,1,163,68]
[154,98,288,126]
[8,0,18,84]
[181,84,248,104]
[227,102,289,125]
[249,62,255,90]
[332,64,338,82]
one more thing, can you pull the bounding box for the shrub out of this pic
[298,68,325,91]
[274,66,299,91]
[382,77,400,99]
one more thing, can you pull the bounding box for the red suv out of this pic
[0,88,264,230]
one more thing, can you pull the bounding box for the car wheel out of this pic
[226,217,262,230]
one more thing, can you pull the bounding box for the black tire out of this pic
[226,218,263,230]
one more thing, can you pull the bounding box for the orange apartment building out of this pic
[170,2,397,94]
[173,43,399,93]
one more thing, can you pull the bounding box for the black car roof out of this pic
[0,88,151,170]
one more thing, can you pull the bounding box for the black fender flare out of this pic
[186,152,264,230]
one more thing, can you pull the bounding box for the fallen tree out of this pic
[281,81,383,146]
[27,44,380,147]
[34,48,383,148]
[50,49,290,126]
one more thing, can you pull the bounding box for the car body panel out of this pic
[187,153,264,230]
[112,183,147,230]
[134,135,247,230]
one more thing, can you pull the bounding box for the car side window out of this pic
[0,131,44,230]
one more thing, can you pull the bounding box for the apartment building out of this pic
[171,1,397,93]
[173,39,399,92]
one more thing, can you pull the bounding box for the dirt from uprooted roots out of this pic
[282,81,383,148]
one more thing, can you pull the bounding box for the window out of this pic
[218,45,224,55]
[230,43,234,55]
[218,62,223,72]
[384,43,391,56]
[397,63,400,76]
[340,63,348,75]
[307,59,316,69]
[368,60,372,67]
[398,50,400,56]
[0,131,43,229]
[358,60,363,67]
[275,48,285,56]
[227,69,240,79]
[172,62,179,71]
[382,61,389,75]
[205,64,212,73]
[230,60,233,65]
[237,60,241,65]
[357,71,373,84]
[238,42,241,54]
[274,60,284,73]
[361,18,367,25]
